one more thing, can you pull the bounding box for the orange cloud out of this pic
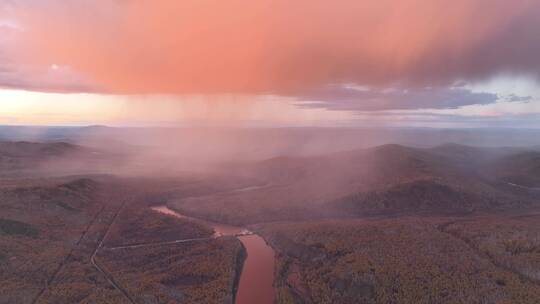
[8,0,540,95]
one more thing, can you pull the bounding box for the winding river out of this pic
[152,206,275,304]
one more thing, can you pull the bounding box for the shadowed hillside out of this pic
[170,144,540,224]
[0,141,121,177]
[488,151,540,187]
[2,139,540,303]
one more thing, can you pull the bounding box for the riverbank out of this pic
[152,206,276,304]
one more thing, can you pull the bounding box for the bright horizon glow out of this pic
[4,73,539,128]
[0,89,357,127]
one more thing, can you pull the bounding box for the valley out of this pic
[4,1,540,302]
[1,140,540,303]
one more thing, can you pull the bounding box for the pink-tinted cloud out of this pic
[5,0,540,96]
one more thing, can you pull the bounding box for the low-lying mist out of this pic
[2,126,540,178]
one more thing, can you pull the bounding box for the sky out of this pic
[1,0,540,127]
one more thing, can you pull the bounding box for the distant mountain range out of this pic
[1,126,540,161]
[172,143,540,224]
[1,129,539,223]
[0,140,119,177]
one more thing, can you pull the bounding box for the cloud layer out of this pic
[298,85,501,111]
[5,0,539,97]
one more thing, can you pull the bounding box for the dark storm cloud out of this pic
[297,86,502,111]
[506,94,532,102]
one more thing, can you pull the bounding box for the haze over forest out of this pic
[1,1,540,303]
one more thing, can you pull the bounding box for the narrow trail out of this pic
[103,231,253,251]
[506,182,540,191]
[77,206,106,245]
[104,237,215,250]
[90,198,137,304]
[31,206,105,304]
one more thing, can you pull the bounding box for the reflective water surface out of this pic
[152,206,275,304]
